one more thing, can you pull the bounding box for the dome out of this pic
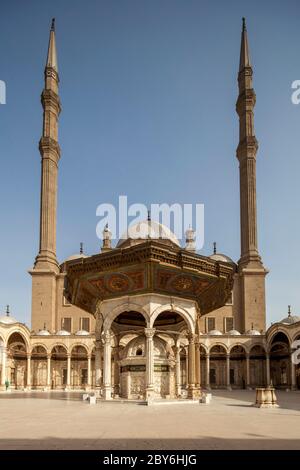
[209,253,235,264]
[75,330,90,336]
[208,329,222,336]
[117,219,180,248]
[37,329,50,336]
[56,330,71,336]
[246,329,261,336]
[228,329,241,336]
[280,315,300,325]
[0,315,18,325]
[65,253,88,262]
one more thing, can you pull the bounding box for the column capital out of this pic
[144,328,156,339]
[26,353,32,359]
[102,331,112,345]
[188,332,197,344]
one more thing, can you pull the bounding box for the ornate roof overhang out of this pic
[64,240,236,317]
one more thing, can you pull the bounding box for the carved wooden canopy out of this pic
[63,240,235,317]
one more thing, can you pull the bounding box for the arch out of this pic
[103,302,150,331]
[50,343,69,355]
[150,304,194,333]
[249,344,267,356]
[209,342,228,354]
[31,343,49,355]
[268,330,290,350]
[6,330,29,352]
[31,345,48,356]
[229,343,247,354]
[70,343,89,355]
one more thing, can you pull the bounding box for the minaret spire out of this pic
[235,18,267,333]
[46,18,58,72]
[34,18,61,270]
[236,17,260,266]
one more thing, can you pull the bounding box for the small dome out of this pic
[117,219,180,248]
[75,330,90,336]
[0,315,18,325]
[209,329,222,336]
[37,329,50,336]
[56,330,71,336]
[228,329,241,336]
[65,253,88,262]
[280,315,300,325]
[246,329,261,336]
[209,253,235,264]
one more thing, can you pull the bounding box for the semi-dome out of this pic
[280,306,300,325]
[246,329,261,336]
[65,253,88,262]
[209,253,235,264]
[209,329,222,336]
[75,330,90,336]
[228,329,241,336]
[117,219,180,248]
[37,329,50,336]
[56,330,71,336]
[280,315,300,325]
[0,314,18,325]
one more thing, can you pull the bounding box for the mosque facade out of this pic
[1,19,299,398]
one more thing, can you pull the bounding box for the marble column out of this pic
[246,353,250,388]
[266,352,270,386]
[145,328,156,399]
[195,342,201,392]
[206,353,210,390]
[226,353,231,390]
[175,344,181,397]
[188,333,196,398]
[66,354,71,389]
[87,354,91,388]
[26,354,31,390]
[185,347,189,389]
[95,341,102,390]
[1,347,7,387]
[103,331,112,400]
[46,354,51,389]
[113,350,120,396]
[290,351,296,390]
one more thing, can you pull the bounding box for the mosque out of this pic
[0,19,299,398]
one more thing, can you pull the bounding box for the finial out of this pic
[105,223,108,230]
[43,322,46,330]
[147,209,151,222]
[213,242,217,255]
[6,305,10,316]
[288,305,291,317]
[80,242,83,255]
[242,17,246,31]
[51,18,55,31]
[251,322,254,330]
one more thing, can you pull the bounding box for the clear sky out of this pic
[0,0,299,327]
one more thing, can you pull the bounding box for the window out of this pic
[207,317,215,332]
[226,292,233,305]
[225,317,234,333]
[63,292,71,306]
[62,317,72,333]
[210,369,216,384]
[80,317,90,332]
[230,369,235,385]
[62,369,67,385]
[81,369,88,385]
[136,348,143,356]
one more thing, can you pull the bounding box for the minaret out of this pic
[30,19,61,332]
[34,18,61,271]
[236,18,267,332]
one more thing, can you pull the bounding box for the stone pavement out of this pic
[0,390,300,450]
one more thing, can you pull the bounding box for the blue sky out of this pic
[0,0,299,327]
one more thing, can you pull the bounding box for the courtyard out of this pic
[0,390,300,450]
